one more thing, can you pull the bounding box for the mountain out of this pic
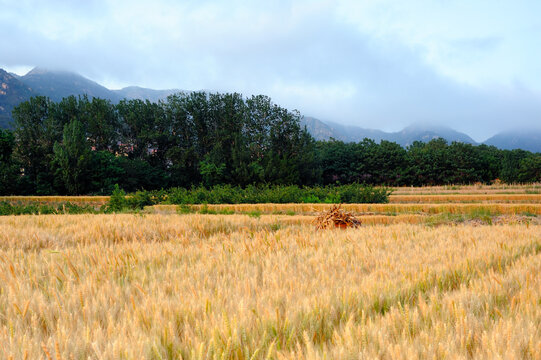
[0,69,36,128]
[387,123,477,147]
[20,68,182,104]
[20,67,122,103]
[300,117,335,140]
[0,67,188,126]
[301,117,477,147]
[484,130,541,153]
[300,117,389,142]
[324,120,390,143]
[113,86,182,103]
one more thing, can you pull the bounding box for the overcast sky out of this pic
[1,0,540,141]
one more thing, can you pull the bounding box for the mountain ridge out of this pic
[300,117,478,147]
[20,67,123,103]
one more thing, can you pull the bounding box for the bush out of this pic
[107,184,127,212]
[127,190,155,210]
[165,184,391,204]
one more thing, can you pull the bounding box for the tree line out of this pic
[0,93,539,195]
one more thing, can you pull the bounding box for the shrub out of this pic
[107,184,127,212]
[127,190,155,210]
[165,184,391,205]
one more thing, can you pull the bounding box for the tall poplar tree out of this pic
[52,119,92,194]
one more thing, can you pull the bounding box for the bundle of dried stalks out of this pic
[314,204,361,229]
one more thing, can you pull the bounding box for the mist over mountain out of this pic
[20,67,122,103]
[484,130,541,153]
[112,86,182,103]
[1,67,539,152]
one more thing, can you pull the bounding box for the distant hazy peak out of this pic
[24,67,78,76]
[401,122,455,132]
[25,67,53,76]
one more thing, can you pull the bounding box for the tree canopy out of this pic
[0,93,539,195]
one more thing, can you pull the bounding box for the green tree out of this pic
[517,155,541,183]
[52,119,92,194]
[373,140,408,185]
[356,138,379,184]
[199,155,226,187]
[12,96,56,193]
[117,99,156,160]
[84,97,119,151]
[500,149,530,183]
[0,129,20,195]
[88,151,124,195]
[165,93,198,187]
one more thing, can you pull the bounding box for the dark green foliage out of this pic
[52,119,92,194]
[0,129,20,195]
[12,96,55,194]
[114,157,169,193]
[517,155,541,183]
[316,138,539,186]
[500,149,534,183]
[88,151,124,195]
[5,92,541,197]
[199,155,226,187]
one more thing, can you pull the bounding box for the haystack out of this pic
[314,204,361,229]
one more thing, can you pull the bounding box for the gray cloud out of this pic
[1,0,540,141]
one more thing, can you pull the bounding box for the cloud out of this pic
[0,0,539,141]
[451,36,502,52]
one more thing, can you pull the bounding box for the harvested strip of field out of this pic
[0,214,539,359]
[150,203,541,215]
[389,194,541,203]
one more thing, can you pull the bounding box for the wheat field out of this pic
[152,203,541,216]
[1,213,540,359]
[389,194,541,203]
[391,183,541,195]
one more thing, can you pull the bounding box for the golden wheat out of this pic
[392,183,541,195]
[0,214,539,359]
[151,203,541,216]
[389,194,541,203]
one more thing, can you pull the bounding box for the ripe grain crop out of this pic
[392,183,541,195]
[0,214,539,359]
[151,203,541,216]
[389,194,541,203]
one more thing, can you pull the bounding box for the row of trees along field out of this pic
[0,93,540,195]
